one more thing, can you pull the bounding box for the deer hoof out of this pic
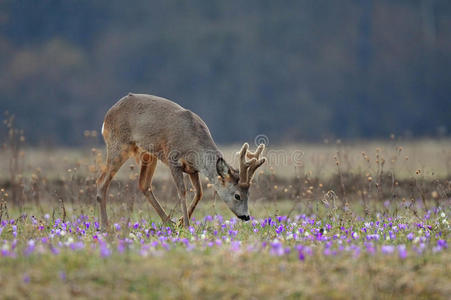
[176,217,184,228]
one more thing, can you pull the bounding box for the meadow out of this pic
[0,130,450,299]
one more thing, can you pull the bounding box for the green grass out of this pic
[1,249,449,299]
[0,201,449,300]
[0,139,450,299]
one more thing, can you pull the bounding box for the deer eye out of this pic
[234,193,241,201]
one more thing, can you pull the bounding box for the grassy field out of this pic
[0,201,449,299]
[0,138,449,182]
[0,139,450,299]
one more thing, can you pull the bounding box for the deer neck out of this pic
[196,149,222,184]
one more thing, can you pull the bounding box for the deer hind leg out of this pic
[96,144,130,230]
[169,165,189,228]
[138,153,172,224]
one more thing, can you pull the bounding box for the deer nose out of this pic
[238,215,250,221]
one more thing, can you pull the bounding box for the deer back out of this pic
[102,93,220,165]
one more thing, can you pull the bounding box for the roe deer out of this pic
[96,93,266,229]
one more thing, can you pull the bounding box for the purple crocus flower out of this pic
[230,241,241,252]
[270,239,284,256]
[389,231,396,240]
[24,240,35,256]
[437,239,447,248]
[398,245,407,259]
[298,250,305,261]
[381,245,395,254]
[50,246,60,255]
[413,243,426,255]
[296,244,312,259]
[117,241,126,253]
[161,242,170,250]
[398,224,407,230]
[23,274,30,284]
[140,245,149,257]
[215,215,223,224]
[70,241,85,251]
[100,243,111,258]
[275,225,284,234]
[352,246,361,258]
[323,248,333,256]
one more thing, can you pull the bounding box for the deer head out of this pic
[215,143,266,220]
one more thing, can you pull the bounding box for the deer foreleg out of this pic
[170,166,189,228]
[188,172,203,218]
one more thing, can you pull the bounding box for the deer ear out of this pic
[216,157,229,178]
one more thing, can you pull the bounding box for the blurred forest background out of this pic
[0,0,450,146]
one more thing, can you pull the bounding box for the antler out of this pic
[239,143,266,188]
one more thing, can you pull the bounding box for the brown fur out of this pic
[96,93,222,229]
[96,93,266,230]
